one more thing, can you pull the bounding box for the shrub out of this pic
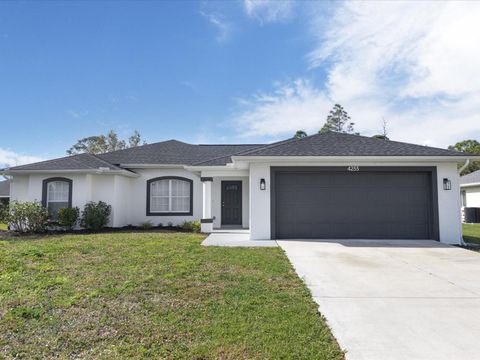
[181,221,201,233]
[57,207,80,230]
[81,201,111,231]
[139,221,153,230]
[2,201,49,233]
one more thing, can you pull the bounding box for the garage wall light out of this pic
[443,178,452,191]
[260,178,266,191]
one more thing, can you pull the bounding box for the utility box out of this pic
[464,207,480,223]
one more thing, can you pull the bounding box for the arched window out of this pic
[147,177,193,216]
[42,177,72,220]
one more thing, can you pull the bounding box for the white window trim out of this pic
[149,178,191,214]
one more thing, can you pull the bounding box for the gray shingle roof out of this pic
[3,132,472,172]
[6,153,124,171]
[461,170,480,185]
[98,140,263,166]
[0,179,9,197]
[236,132,467,157]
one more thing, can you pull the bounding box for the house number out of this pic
[347,166,360,172]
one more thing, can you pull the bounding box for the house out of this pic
[1,132,477,244]
[0,179,9,207]
[460,170,480,223]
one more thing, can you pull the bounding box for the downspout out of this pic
[458,159,470,246]
[458,159,470,175]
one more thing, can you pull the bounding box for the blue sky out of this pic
[1,1,479,166]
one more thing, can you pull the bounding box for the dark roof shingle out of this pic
[3,132,472,172]
[6,153,124,171]
[98,140,263,166]
[461,170,480,185]
[236,132,467,157]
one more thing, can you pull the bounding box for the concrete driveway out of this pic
[278,239,480,360]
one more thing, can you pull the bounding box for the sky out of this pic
[1,0,480,167]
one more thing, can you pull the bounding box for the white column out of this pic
[201,177,213,233]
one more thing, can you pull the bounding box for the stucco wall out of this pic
[8,170,201,227]
[249,163,271,240]
[127,168,202,226]
[9,175,29,202]
[463,185,480,208]
[249,162,463,244]
[211,176,249,228]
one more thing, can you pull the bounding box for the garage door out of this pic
[272,168,437,240]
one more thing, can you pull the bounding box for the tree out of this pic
[372,117,389,140]
[67,130,146,155]
[294,130,308,139]
[319,104,357,134]
[448,140,480,175]
[372,134,389,140]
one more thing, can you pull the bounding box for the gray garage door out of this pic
[273,169,436,240]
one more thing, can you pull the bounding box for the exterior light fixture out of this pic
[260,178,266,190]
[443,178,451,191]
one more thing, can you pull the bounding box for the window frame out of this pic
[461,190,467,207]
[146,176,193,216]
[41,177,73,218]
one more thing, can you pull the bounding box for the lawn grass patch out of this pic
[0,223,7,231]
[463,223,480,245]
[0,232,343,359]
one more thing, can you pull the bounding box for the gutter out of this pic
[1,168,139,178]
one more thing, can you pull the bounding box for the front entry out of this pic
[221,181,242,226]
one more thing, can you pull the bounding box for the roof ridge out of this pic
[234,132,323,156]
[192,143,273,166]
[329,131,464,154]
[197,143,265,147]
[97,139,192,158]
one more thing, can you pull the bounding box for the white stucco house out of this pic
[460,170,480,223]
[1,132,478,244]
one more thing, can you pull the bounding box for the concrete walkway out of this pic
[202,229,277,247]
[278,239,480,360]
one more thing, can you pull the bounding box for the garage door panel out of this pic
[274,170,434,240]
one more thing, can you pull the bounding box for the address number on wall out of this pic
[347,166,360,172]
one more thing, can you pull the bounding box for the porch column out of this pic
[201,177,213,233]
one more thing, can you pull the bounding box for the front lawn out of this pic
[0,232,343,359]
[463,223,480,245]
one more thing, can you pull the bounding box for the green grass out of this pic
[0,232,343,359]
[463,223,480,245]
[0,223,7,231]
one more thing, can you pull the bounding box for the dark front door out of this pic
[221,181,242,225]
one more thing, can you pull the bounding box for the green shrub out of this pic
[80,201,111,231]
[57,207,80,230]
[139,221,153,230]
[2,201,49,233]
[181,220,201,233]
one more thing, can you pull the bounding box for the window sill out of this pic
[146,211,193,216]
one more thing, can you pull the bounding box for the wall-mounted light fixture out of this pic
[260,178,266,190]
[443,178,451,191]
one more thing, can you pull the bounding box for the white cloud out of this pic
[0,148,44,168]
[233,1,480,147]
[67,109,89,119]
[200,11,231,42]
[243,0,294,24]
[233,79,331,137]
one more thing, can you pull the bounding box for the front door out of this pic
[221,181,242,226]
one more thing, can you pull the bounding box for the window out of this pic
[462,191,467,207]
[147,177,193,215]
[42,178,72,220]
